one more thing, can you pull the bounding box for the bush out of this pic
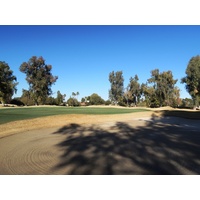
[137,101,147,107]
[10,98,24,106]
[118,97,127,107]
[180,98,193,109]
[105,100,111,105]
[46,97,57,105]
[67,97,80,106]
[89,93,105,105]
[149,97,160,108]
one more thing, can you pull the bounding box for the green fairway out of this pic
[0,106,149,125]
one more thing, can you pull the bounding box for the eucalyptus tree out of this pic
[141,83,158,107]
[19,56,58,105]
[127,75,141,106]
[109,71,124,104]
[170,86,181,108]
[21,89,31,106]
[181,55,200,108]
[148,69,177,107]
[0,61,18,104]
[56,90,66,105]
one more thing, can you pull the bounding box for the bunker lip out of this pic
[0,111,157,139]
[1,107,199,139]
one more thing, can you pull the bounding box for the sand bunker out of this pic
[0,111,200,175]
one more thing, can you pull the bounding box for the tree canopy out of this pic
[147,69,178,107]
[56,90,66,105]
[19,56,58,105]
[127,75,141,106]
[0,61,18,104]
[181,55,200,107]
[2,54,199,109]
[109,71,124,104]
[89,93,105,105]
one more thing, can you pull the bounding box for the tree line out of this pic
[109,69,181,108]
[0,55,200,108]
[109,55,200,109]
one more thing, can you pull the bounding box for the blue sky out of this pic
[1,25,200,100]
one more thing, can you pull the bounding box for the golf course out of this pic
[0,106,200,175]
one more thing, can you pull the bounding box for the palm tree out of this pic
[72,92,76,99]
[76,92,79,101]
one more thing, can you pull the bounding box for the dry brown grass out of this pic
[0,111,158,138]
[1,106,198,139]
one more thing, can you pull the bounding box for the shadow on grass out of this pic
[162,109,200,119]
[53,113,200,175]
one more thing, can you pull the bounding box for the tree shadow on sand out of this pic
[53,113,200,175]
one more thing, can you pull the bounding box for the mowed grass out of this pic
[0,106,149,125]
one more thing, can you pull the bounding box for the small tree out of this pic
[81,97,86,103]
[89,93,105,105]
[56,90,65,105]
[0,61,18,104]
[67,97,80,106]
[105,100,111,105]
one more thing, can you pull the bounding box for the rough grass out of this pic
[0,106,149,125]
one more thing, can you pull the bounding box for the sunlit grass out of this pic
[0,106,149,125]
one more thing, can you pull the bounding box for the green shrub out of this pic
[105,100,111,105]
[10,98,24,106]
[67,97,80,106]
